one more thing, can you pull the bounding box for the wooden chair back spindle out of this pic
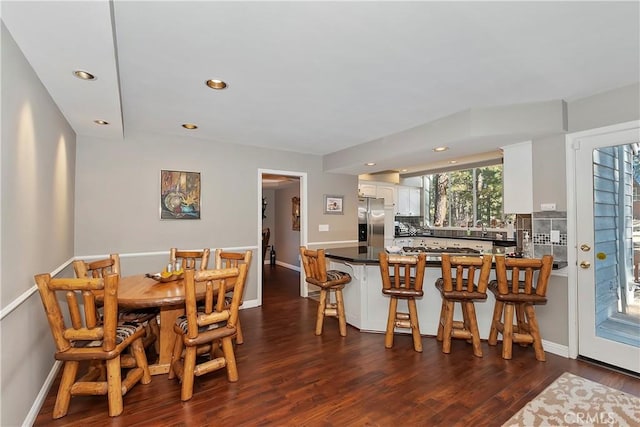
[170,248,210,270]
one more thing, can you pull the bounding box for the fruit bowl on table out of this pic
[146,271,184,283]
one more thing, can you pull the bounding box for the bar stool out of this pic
[299,246,352,336]
[379,252,426,352]
[435,254,492,357]
[488,255,553,361]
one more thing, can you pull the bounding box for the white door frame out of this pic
[257,168,308,306]
[566,120,640,368]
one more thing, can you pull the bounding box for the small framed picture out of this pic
[323,195,344,215]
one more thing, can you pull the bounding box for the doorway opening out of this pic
[258,169,307,307]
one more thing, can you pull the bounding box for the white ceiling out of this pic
[2,1,639,175]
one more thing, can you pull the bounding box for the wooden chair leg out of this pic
[336,288,347,337]
[221,336,239,382]
[436,299,447,342]
[488,301,504,346]
[181,346,197,401]
[441,300,455,354]
[407,298,422,352]
[315,289,327,335]
[53,361,79,419]
[525,304,546,361]
[235,317,244,345]
[148,317,160,354]
[464,302,482,357]
[131,338,152,384]
[385,297,398,348]
[502,303,515,360]
[515,304,527,346]
[168,333,183,380]
[106,357,124,417]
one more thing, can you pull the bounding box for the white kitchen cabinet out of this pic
[358,181,396,207]
[358,183,377,198]
[502,141,533,214]
[396,186,421,216]
[376,185,396,207]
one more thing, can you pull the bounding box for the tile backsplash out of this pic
[532,211,567,263]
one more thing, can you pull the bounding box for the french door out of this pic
[573,121,640,373]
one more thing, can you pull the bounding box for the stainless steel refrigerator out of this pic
[358,197,385,248]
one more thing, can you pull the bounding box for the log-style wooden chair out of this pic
[34,273,151,418]
[169,247,210,270]
[299,246,352,337]
[168,264,248,401]
[214,248,253,344]
[488,255,554,361]
[379,252,427,352]
[73,254,159,352]
[435,254,493,357]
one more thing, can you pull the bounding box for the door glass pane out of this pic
[593,145,640,347]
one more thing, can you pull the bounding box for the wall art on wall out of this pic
[160,170,201,219]
[324,194,344,214]
[292,196,300,230]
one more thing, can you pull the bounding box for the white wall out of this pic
[74,130,357,304]
[274,184,301,267]
[0,23,77,426]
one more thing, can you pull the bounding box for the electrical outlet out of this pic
[550,230,560,243]
[541,203,556,211]
[319,224,329,232]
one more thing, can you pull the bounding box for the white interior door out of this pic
[573,122,640,373]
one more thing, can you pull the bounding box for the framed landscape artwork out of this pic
[160,170,201,219]
[324,195,344,214]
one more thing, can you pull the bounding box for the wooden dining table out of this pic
[114,274,209,375]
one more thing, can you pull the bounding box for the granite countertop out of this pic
[325,246,568,269]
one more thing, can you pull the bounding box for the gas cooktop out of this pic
[401,246,481,255]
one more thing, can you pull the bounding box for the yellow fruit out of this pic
[174,268,183,275]
[160,271,172,278]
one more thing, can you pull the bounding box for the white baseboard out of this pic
[275,260,300,272]
[23,360,61,427]
[542,339,570,358]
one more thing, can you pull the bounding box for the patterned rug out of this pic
[503,372,640,426]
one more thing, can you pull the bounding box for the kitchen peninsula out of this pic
[324,246,566,340]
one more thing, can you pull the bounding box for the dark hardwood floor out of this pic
[35,264,640,426]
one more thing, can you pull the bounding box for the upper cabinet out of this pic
[396,186,421,216]
[358,181,396,207]
[502,141,533,214]
[358,183,377,198]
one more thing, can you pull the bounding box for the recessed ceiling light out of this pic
[93,119,109,125]
[449,160,457,164]
[73,70,96,80]
[401,169,408,172]
[182,123,198,130]
[365,162,376,166]
[206,79,228,90]
[433,146,449,152]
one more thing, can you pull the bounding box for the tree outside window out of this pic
[424,164,504,228]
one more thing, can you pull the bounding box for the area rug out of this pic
[503,372,640,427]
